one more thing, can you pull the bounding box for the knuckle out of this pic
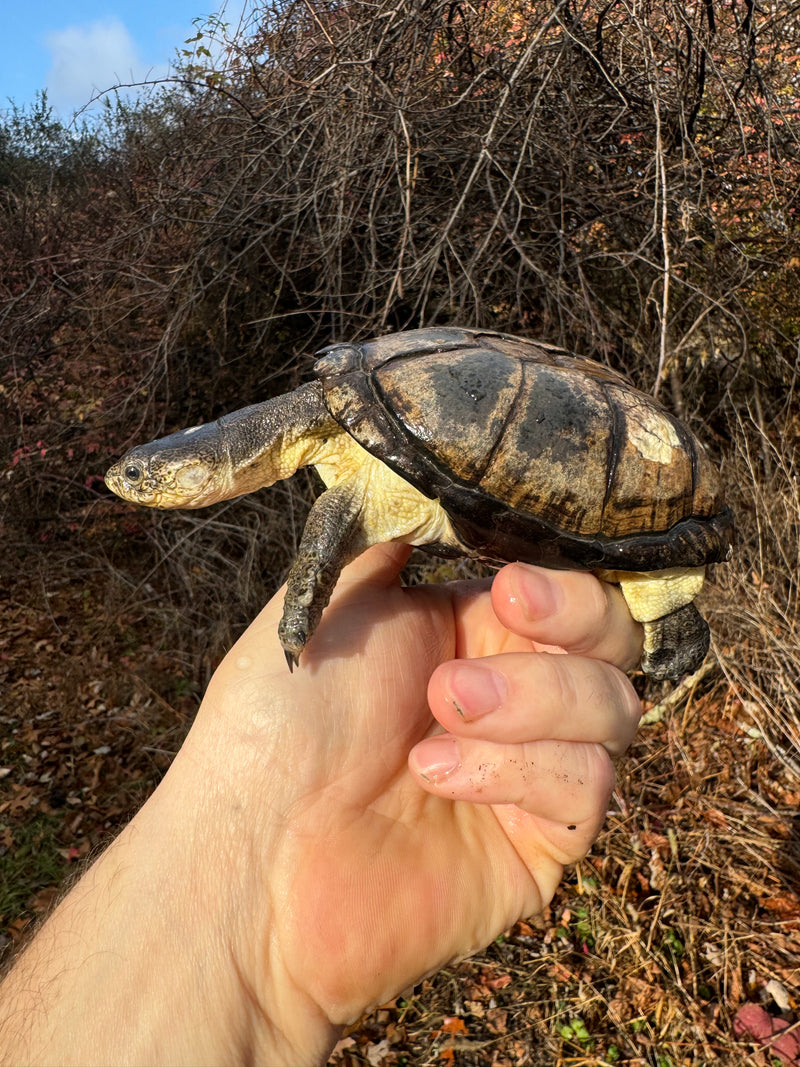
[539,651,582,714]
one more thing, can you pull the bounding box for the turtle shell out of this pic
[313,327,733,571]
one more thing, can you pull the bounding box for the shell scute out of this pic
[358,326,479,368]
[600,387,695,537]
[687,437,726,518]
[373,349,523,483]
[478,365,613,533]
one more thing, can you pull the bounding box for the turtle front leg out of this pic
[278,483,365,670]
[642,603,710,681]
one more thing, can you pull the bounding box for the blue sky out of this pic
[2,1,252,118]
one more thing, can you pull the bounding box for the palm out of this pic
[204,546,596,1022]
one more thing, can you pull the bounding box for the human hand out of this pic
[0,545,642,1067]
[179,543,643,1061]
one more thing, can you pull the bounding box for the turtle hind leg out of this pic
[642,602,710,681]
[278,483,365,671]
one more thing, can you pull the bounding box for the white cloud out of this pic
[44,18,169,114]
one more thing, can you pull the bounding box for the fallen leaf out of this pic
[734,1003,800,1066]
[365,1037,391,1066]
[439,1016,468,1036]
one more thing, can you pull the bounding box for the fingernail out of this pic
[449,663,507,721]
[413,736,461,783]
[508,563,559,622]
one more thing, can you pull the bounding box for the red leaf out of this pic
[734,1003,800,1065]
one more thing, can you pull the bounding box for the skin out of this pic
[0,548,642,1066]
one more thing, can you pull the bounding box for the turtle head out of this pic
[105,423,232,509]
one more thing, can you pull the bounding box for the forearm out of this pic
[0,752,337,1067]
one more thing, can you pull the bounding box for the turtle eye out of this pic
[124,464,143,484]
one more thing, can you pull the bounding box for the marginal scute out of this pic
[313,343,361,377]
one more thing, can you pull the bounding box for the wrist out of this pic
[119,733,340,1066]
[0,725,338,1067]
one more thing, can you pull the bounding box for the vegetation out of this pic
[1,1,798,1062]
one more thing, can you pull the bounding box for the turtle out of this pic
[105,327,733,680]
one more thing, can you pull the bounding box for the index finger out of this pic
[491,563,643,672]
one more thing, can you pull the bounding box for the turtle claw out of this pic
[278,612,307,673]
[277,482,364,676]
[278,621,305,672]
[284,647,300,673]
